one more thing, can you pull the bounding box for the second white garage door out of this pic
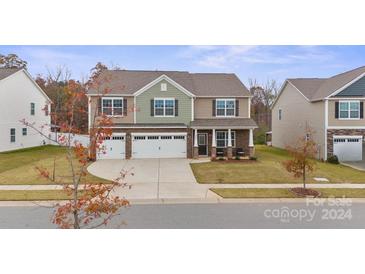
[333,135,363,162]
[97,134,126,160]
[132,133,187,158]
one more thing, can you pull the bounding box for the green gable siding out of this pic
[336,76,365,97]
[136,80,192,125]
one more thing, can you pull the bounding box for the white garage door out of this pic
[132,133,187,158]
[333,136,363,162]
[97,134,126,160]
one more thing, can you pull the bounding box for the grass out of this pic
[0,145,110,185]
[211,188,365,198]
[190,145,365,184]
[0,190,75,201]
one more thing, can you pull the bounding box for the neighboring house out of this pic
[272,66,365,162]
[87,70,257,159]
[0,68,51,152]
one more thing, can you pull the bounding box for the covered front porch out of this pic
[190,118,258,159]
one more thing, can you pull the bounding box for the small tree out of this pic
[21,66,130,229]
[283,127,318,189]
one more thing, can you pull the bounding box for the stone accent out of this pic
[125,132,132,159]
[211,146,216,159]
[327,129,365,158]
[249,146,255,157]
[227,147,233,159]
[193,146,199,159]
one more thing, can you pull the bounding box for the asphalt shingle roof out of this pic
[0,68,21,80]
[87,70,250,97]
[287,66,365,101]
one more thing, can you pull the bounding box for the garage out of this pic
[333,135,363,162]
[132,133,187,158]
[97,134,126,160]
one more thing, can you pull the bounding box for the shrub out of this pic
[250,156,257,161]
[218,157,225,161]
[327,155,339,164]
[235,155,240,160]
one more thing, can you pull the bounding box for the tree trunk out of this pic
[73,210,80,229]
[303,164,306,189]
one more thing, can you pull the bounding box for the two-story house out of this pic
[0,68,51,152]
[87,70,257,159]
[272,66,365,162]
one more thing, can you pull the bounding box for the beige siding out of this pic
[89,96,134,125]
[328,99,365,127]
[272,82,325,159]
[194,97,249,119]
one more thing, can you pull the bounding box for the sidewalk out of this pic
[2,183,365,191]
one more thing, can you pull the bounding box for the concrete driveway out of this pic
[87,159,214,200]
[342,161,365,171]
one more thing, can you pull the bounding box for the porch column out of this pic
[249,128,255,157]
[193,128,199,159]
[227,128,233,159]
[211,128,216,159]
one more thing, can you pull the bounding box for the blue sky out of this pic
[1,45,365,86]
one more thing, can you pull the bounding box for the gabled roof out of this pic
[0,68,22,80]
[87,69,250,97]
[287,66,365,101]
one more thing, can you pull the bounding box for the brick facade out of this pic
[327,129,365,157]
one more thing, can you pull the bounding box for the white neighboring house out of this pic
[0,68,52,152]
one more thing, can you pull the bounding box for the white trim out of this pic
[131,132,187,136]
[101,97,124,117]
[328,126,365,129]
[216,130,236,148]
[133,96,137,123]
[88,93,133,97]
[338,100,361,120]
[134,74,195,98]
[111,133,126,136]
[327,97,365,100]
[333,135,363,139]
[216,98,236,117]
[191,97,194,121]
[104,126,188,129]
[249,128,254,147]
[326,72,365,98]
[271,80,310,110]
[192,125,258,130]
[196,95,250,98]
[324,99,328,160]
[153,97,175,117]
[88,98,91,132]
[248,97,251,118]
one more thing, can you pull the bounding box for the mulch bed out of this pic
[212,159,256,164]
[290,187,321,198]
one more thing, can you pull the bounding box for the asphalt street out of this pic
[0,201,364,228]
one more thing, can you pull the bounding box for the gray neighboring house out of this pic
[87,70,257,160]
[272,66,365,162]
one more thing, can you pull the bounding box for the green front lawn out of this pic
[0,145,110,185]
[0,190,75,201]
[211,188,365,198]
[191,145,365,184]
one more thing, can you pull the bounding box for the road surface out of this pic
[0,201,363,228]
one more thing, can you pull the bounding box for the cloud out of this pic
[180,45,335,69]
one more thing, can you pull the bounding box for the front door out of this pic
[198,133,208,156]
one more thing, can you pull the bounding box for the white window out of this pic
[161,83,167,91]
[278,108,282,120]
[339,101,360,119]
[216,131,236,148]
[154,98,175,117]
[22,128,27,136]
[10,128,15,143]
[216,99,235,117]
[30,103,35,115]
[102,97,123,116]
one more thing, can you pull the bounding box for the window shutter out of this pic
[150,99,154,116]
[123,98,128,116]
[98,98,102,115]
[335,101,339,119]
[212,99,216,116]
[175,99,179,116]
[361,102,364,119]
[235,99,239,116]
